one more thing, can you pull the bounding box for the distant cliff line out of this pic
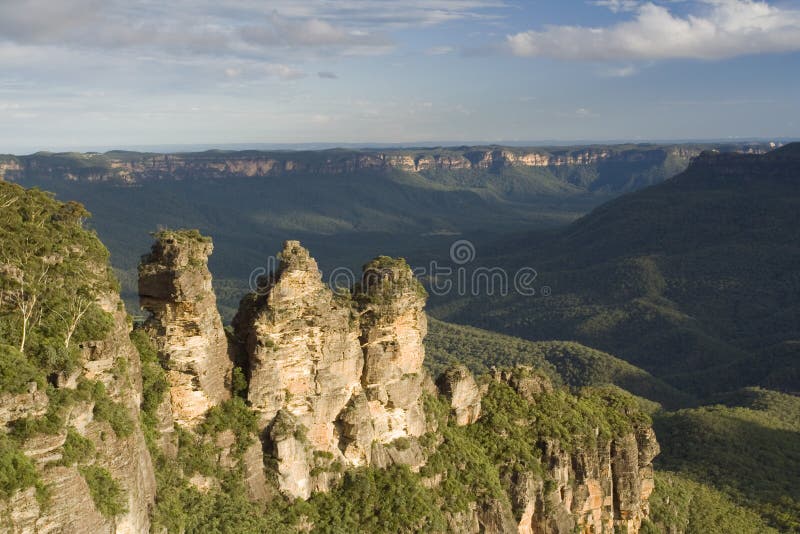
[0,142,774,183]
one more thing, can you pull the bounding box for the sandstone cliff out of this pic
[232,243,430,499]
[138,230,233,427]
[494,367,659,534]
[1,208,662,532]
[0,281,156,533]
[1,144,771,185]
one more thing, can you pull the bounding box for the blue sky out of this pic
[0,0,798,153]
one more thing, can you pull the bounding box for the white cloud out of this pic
[507,0,800,61]
[0,1,504,60]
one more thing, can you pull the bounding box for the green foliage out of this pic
[644,471,779,534]
[71,304,114,345]
[0,182,117,376]
[130,328,168,447]
[79,466,127,517]
[152,464,291,534]
[431,148,800,401]
[422,424,509,513]
[425,319,689,409]
[0,343,43,394]
[9,380,95,441]
[305,465,448,533]
[89,380,134,438]
[154,228,212,244]
[199,397,259,455]
[424,318,557,380]
[176,428,222,478]
[231,366,248,398]
[654,389,800,532]
[59,427,95,466]
[0,436,40,499]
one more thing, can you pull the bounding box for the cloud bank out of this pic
[507,0,800,61]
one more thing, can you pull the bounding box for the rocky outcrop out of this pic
[357,256,428,443]
[138,230,232,427]
[493,370,660,534]
[0,384,48,428]
[233,243,430,498]
[436,364,481,426]
[3,144,774,185]
[0,290,156,533]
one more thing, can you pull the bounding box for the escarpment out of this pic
[2,145,768,184]
[492,368,659,534]
[138,230,233,427]
[1,288,157,534]
[0,181,155,533]
[130,234,660,532]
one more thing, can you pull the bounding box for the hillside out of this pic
[425,318,692,409]
[653,388,800,532]
[424,320,797,531]
[432,143,800,399]
[1,143,769,319]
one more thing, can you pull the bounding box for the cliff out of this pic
[232,243,429,499]
[0,182,156,533]
[492,368,659,534]
[138,230,233,427]
[0,144,772,185]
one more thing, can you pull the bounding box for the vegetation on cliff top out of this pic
[0,182,117,386]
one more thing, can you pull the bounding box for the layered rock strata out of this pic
[0,285,156,533]
[138,230,232,427]
[494,369,660,534]
[232,244,429,498]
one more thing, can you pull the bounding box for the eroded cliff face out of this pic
[436,364,482,426]
[2,146,752,184]
[0,289,156,534]
[357,257,428,445]
[138,230,232,427]
[232,243,429,498]
[491,369,660,534]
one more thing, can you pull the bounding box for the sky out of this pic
[0,0,799,153]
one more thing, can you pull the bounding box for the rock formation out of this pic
[357,256,428,443]
[3,145,770,184]
[436,364,481,426]
[493,368,659,534]
[233,244,430,498]
[0,279,156,534]
[138,230,232,427]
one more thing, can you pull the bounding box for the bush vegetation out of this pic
[79,465,127,517]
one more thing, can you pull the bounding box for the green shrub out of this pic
[199,397,259,455]
[89,381,134,438]
[231,367,248,398]
[0,344,43,394]
[0,436,40,498]
[59,427,95,466]
[79,466,127,517]
[306,465,448,533]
